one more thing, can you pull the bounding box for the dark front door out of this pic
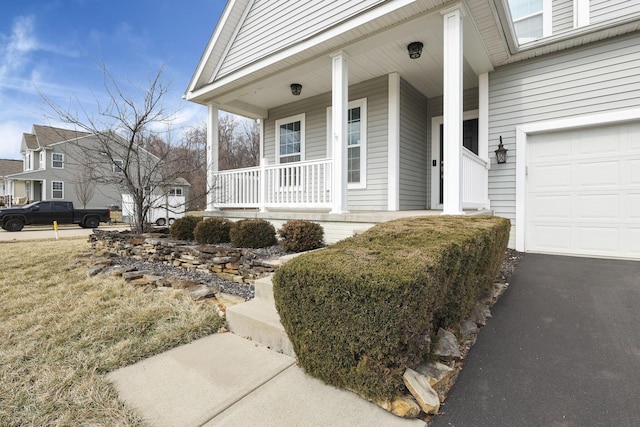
[439,118,479,205]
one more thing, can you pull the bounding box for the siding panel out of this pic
[218,0,386,78]
[553,0,573,34]
[590,0,640,23]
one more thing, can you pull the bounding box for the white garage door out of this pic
[526,121,640,259]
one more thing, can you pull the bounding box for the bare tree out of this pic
[73,164,97,208]
[41,63,192,233]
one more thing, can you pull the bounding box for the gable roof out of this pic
[0,159,23,177]
[20,125,92,154]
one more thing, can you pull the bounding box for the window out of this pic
[169,187,183,197]
[52,181,64,199]
[24,152,32,171]
[40,151,46,169]
[327,98,367,188]
[508,0,550,43]
[276,114,305,164]
[112,159,124,173]
[52,153,64,169]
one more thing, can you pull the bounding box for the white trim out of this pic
[574,0,590,28]
[326,98,368,190]
[388,72,400,211]
[51,152,64,169]
[275,113,306,164]
[206,104,219,211]
[51,180,64,199]
[478,73,489,164]
[543,0,552,37]
[514,107,640,252]
[330,51,349,214]
[431,110,480,210]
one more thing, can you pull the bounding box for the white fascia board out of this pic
[186,0,242,96]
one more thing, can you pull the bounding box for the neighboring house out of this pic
[0,159,25,205]
[5,125,190,217]
[185,0,640,260]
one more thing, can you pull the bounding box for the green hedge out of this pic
[272,215,510,401]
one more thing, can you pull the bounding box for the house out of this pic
[0,159,25,205]
[184,0,640,260]
[4,125,190,219]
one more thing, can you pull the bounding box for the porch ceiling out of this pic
[198,4,495,119]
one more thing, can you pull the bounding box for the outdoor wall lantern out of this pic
[407,41,423,59]
[290,83,302,96]
[495,136,508,164]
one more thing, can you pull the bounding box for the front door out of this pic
[438,118,479,204]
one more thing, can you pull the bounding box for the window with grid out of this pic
[52,181,64,199]
[508,0,546,43]
[169,187,183,197]
[52,153,64,169]
[276,114,304,187]
[112,159,124,173]
[327,98,367,188]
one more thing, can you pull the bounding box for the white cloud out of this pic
[0,120,28,160]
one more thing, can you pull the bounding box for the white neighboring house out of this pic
[122,178,190,226]
[0,159,25,205]
[185,0,640,260]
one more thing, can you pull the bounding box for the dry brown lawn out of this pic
[0,238,224,426]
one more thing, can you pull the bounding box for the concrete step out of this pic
[226,278,294,357]
[254,275,275,303]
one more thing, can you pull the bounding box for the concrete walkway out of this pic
[108,333,424,427]
[430,254,640,427]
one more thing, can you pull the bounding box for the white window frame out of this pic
[39,151,46,170]
[24,152,33,171]
[326,98,368,189]
[52,152,64,169]
[508,0,552,44]
[275,114,305,164]
[51,181,64,199]
[112,159,124,173]
[169,187,183,197]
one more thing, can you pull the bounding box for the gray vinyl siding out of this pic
[487,33,640,239]
[553,0,574,34]
[426,88,479,208]
[399,78,428,210]
[264,75,389,211]
[218,0,386,78]
[590,0,640,24]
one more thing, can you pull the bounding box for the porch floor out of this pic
[197,209,493,244]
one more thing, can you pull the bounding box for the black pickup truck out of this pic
[0,201,111,232]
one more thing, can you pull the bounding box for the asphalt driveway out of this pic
[430,253,640,427]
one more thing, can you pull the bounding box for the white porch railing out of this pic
[213,159,332,210]
[212,152,488,211]
[462,148,489,209]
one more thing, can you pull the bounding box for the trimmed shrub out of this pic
[194,217,233,244]
[272,215,510,401]
[169,216,202,241]
[278,220,324,253]
[229,218,277,248]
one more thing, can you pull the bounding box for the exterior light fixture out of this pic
[290,83,302,96]
[495,136,508,164]
[407,41,423,59]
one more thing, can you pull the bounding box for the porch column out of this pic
[206,104,220,211]
[441,5,465,215]
[330,51,349,214]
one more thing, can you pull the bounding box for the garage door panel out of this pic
[531,164,572,189]
[530,194,571,218]
[528,224,572,251]
[526,121,640,259]
[576,160,619,187]
[576,226,619,253]
[577,194,619,219]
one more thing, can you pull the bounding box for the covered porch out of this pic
[186,2,497,217]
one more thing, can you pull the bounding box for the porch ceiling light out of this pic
[290,83,302,96]
[495,136,508,164]
[407,41,423,59]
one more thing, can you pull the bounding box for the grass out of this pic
[0,238,225,426]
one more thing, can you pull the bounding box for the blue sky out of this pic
[0,0,227,160]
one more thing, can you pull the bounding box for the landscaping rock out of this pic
[86,265,105,277]
[415,361,455,387]
[403,368,440,415]
[461,319,479,337]
[188,285,217,301]
[433,328,461,360]
[469,302,492,326]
